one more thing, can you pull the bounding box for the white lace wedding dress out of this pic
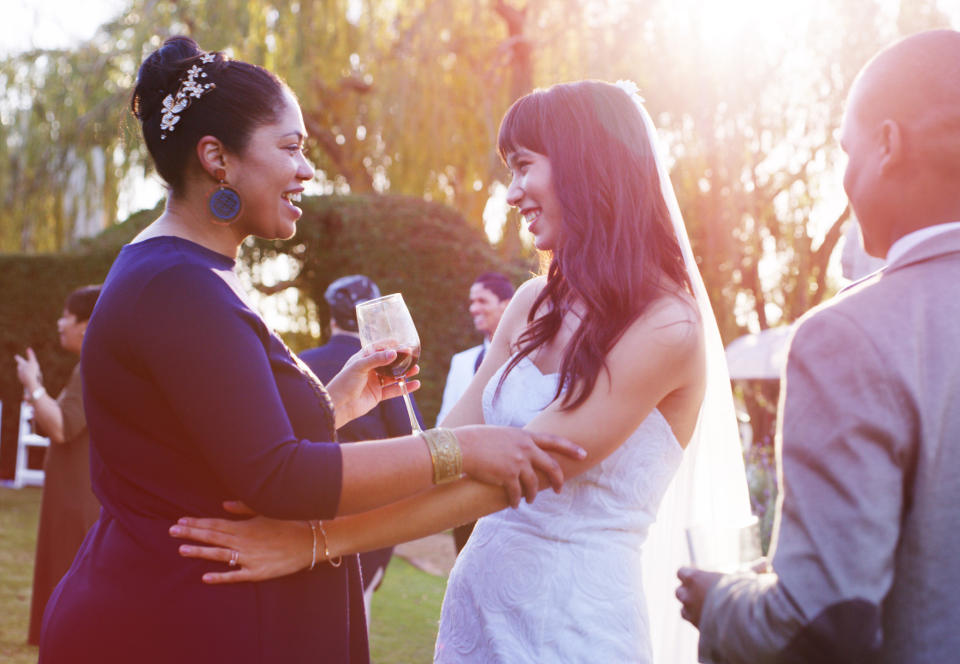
[434,356,684,663]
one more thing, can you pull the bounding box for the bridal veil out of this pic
[615,81,755,663]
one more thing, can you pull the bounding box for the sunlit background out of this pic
[3,0,960,337]
[3,3,960,629]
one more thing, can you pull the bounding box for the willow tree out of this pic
[3,0,953,344]
[488,0,951,338]
[0,41,138,252]
[1,0,530,255]
[256,0,524,237]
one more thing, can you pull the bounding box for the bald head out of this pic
[841,30,960,256]
[851,30,960,172]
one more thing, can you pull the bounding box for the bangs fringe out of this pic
[497,92,548,161]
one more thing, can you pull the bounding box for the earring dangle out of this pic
[208,168,242,224]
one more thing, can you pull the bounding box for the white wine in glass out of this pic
[355,293,422,434]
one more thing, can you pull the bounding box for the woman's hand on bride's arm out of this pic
[169,501,313,583]
[325,348,421,428]
[453,425,587,508]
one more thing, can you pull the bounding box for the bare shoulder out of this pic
[626,290,702,352]
[512,275,548,307]
[495,276,547,343]
[602,289,705,397]
[606,290,705,445]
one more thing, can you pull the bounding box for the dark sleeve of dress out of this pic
[58,363,86,442]
[132,264,343,519]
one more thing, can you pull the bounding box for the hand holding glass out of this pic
[355,293,422,434]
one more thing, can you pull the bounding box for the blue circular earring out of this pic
[209,168,242,224]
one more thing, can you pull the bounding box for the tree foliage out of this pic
[243,194,530,417]
[2,0,955,342]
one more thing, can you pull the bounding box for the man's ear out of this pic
[196,135,227,179]
[877,119,904,175]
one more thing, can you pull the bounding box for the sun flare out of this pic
[683,0,802,51]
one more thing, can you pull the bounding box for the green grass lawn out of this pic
[370,558,446,663]
[0,486,445,664]
[0,486,41,664]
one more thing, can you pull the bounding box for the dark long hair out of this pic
[497,80,693,410]
[65,284,102,322]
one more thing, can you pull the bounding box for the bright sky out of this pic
[9,0,960,55]
[2,1,126,57]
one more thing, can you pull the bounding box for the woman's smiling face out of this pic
[504,148,562,251]
[229,89,316,241]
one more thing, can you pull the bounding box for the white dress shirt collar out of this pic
[887,221,960,265]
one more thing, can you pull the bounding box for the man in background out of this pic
[437,272,515,553]
[300,274,424,626]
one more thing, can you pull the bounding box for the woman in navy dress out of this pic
[38,36,581,664]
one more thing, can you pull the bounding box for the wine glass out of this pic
[355,293,422,434]
[686,516,763,573]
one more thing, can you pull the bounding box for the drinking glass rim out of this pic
[356,293,404,309]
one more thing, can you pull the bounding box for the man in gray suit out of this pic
[676,29,960,663]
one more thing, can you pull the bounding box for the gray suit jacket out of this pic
[698,227,960,663]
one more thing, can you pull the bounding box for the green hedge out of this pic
[244,194,531,422]
[1,195,529,479]
[0,254,114,478]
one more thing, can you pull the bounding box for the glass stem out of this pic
[398,378,421,434]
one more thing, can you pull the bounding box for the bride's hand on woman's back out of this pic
[168,428,586,583]
[171,501,312,584]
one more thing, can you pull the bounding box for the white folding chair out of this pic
[14,401,49,488]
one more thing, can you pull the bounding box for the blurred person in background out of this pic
[14,284,101,646]
[299,274,424,628]
[436,273,515,426]
[437,272,514,554]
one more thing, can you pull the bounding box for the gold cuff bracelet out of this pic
[421,427,463,484]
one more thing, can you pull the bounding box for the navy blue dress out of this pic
[40,237,368,663]
[300,335,424,590]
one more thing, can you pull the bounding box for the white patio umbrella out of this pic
[724,325,795,380]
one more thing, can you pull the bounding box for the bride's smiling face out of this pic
[504,148,563,251]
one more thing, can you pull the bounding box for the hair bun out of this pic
[131,35,283,194]
[132,36,206,121]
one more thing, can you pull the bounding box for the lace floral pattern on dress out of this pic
[435,356,683,663]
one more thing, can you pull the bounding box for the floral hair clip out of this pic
[614,79,646,107]
[159,52,218,140]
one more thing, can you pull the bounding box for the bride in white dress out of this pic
[170,80,751,663]
[431,80,752,663]
[436,356,685,662]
